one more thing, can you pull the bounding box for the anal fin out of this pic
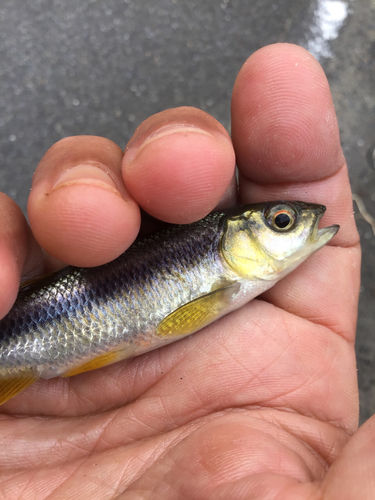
[62,350,122,378]
[0,374,38,405]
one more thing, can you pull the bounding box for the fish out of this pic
[0,201,339,405]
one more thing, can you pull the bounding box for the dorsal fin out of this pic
[18,267,71,297]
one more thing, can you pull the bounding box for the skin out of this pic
[0,43,368,499]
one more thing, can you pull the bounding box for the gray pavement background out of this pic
[0,0,373,423]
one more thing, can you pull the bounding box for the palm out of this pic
[0,252,360,499]
[0,44,365,499]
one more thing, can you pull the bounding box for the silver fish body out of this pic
[0,201,339,404]
[0,212,248,378]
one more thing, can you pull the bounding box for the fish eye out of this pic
[265,205,297,232]
[274,212,291,228]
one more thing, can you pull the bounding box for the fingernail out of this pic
[53,164,120,194]
[126,125,214,162]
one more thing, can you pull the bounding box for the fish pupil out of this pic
[274,213,290,228]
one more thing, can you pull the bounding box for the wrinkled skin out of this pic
[0,44,368,499]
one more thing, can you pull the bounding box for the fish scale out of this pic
[0,212,230,379]
[0,201,339,405]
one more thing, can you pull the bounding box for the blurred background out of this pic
[0,0,373,423]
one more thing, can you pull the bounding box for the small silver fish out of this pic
[0,201,338,405]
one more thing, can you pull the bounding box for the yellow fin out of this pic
[62,350,121,378]
[157,283,240,338]
[0,375,38,405]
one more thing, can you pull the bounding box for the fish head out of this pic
[221,201,339,280]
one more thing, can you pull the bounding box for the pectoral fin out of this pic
[0,374,38,405]
[157,283,240,338]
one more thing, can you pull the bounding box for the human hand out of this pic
[0,44,365,499]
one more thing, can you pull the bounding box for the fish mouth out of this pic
[311,207,340,248]
[316,224,340,244]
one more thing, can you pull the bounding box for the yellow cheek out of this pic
[221,223,275,279]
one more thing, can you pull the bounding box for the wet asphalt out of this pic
[0,0,374,423]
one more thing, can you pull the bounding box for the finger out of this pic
[123,107,236,223]
[0,194,43,318]
[231,44,360,340]
[321,414,375,500]
[232,43,344,184]
[27,136,141,267]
